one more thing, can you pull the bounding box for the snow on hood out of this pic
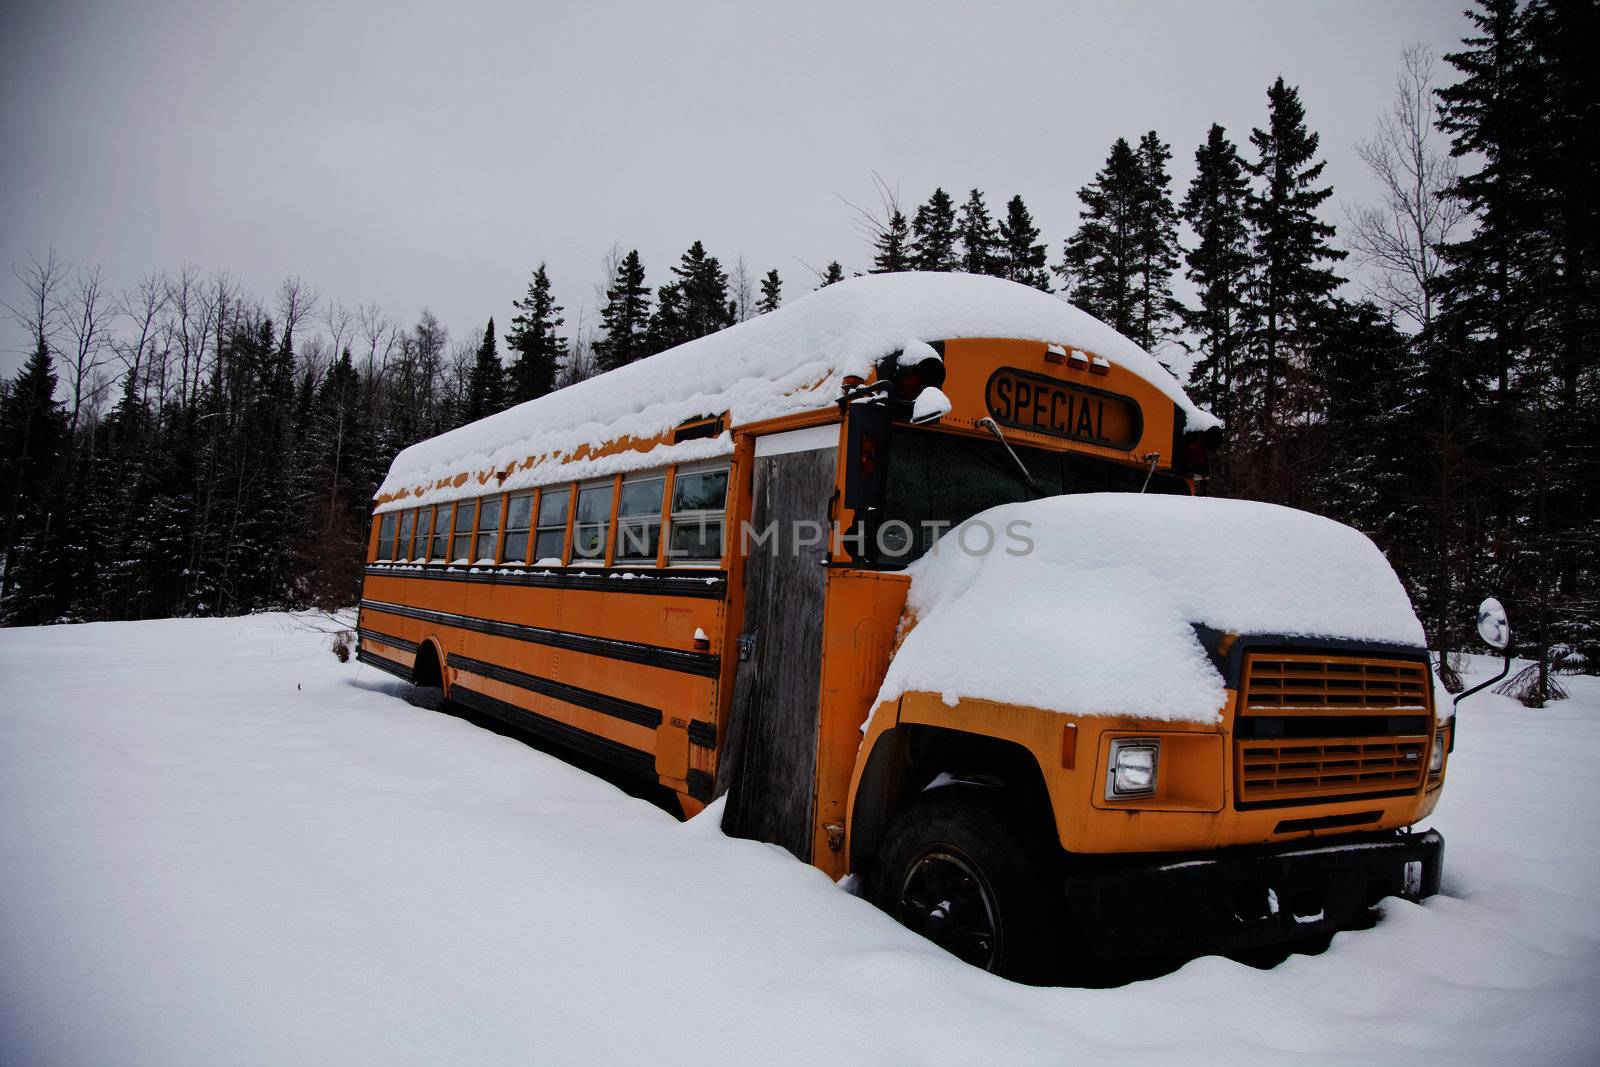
[876,495,1427,723]
[376,272,1218,511]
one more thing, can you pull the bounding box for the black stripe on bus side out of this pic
[446,652,663,730]
[686,769,715,802]
[449,684,659,782]
[687,719,717,748]
[364,564,727,600]
[359,599,720,678]
[358,628,418,654]
[356,648,413,681]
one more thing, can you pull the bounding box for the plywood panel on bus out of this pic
[720,445,836,861]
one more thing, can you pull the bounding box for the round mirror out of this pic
[1476,597,1510,650]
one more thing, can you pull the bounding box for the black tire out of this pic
[867,787,1057,982]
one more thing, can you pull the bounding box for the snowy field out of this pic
[2,613,1597,1066]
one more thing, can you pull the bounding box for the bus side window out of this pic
[451,500,475,562]
[533,487,571,565]
[430,504,452,561]
[475,494,503,563]
[415,506,434,562]
[614,472,665,563]
[397,509,415,561]
[571,480,615,563]
[377,512,397,561]
[502,492,534,563]
[668,464,728,565]
[428,508,448,563]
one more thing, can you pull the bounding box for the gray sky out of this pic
[1,0,1467,378]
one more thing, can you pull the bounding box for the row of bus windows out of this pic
[374,464,731,568]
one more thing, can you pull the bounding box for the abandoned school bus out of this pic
[357,272,1448,980]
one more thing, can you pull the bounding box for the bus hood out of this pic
[874,494,1427,725]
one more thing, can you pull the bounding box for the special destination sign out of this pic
[983,367,1143,450]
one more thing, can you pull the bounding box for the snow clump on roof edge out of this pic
[876,494,1429,724]
[376,272,1219,509]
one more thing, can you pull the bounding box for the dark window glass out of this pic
[533,487,571,564]
[474,495,503,562]
[615,475,665,563]
[572,481,614,561]
[671,469,728,512]
[502,492,534,563]
[668,466,728,564]
[397,510,415,560]
[430,504,452,560]
[862,428,1187,563]
[451,499,476,561]
[378,513,397,559]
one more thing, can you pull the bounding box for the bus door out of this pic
[718,427,839,860]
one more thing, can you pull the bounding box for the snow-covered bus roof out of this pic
[375,272,1219,512]
[877,495,1431,725]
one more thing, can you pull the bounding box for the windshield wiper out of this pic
[977,417,1047,497]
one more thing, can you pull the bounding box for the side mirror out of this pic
[1454,595,1514,720]
[1476,597,1511,650]
[910,386,952,425]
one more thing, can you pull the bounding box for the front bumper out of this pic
[1064,829,1444,960]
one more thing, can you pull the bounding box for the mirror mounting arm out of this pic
[1450,629,1514,752]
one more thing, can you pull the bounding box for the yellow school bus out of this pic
[357,273,1446,980]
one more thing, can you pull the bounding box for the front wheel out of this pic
[867,789,1056,982]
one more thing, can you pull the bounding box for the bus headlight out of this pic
[1429,731,1446,775]
[1106,738,1160,799]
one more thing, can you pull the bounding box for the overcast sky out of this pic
[1,0,1468,378]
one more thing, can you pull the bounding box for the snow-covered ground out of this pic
[2,613,1597,1065]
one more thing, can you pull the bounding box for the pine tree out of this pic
[871,209,912,273]
[1181,124,1254,421]
[1243,77,1347,431]
[671,241,735,342]
[465,319,506,420]
[1437,0,1534,401]
[911,189,960,271]
[0,339,69,620]
[956,189,999,275]
[594,250,651,373]
[1131,132,1182,353]
[1436,0,1600,695]
[1059,137,1142,334]
[646,281,687,354]
[758,269,782,313]
[505,264,565,403]
[817,262,845,289]
[996,194,1051,291]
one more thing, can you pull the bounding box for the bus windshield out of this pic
[861,426,1187,563]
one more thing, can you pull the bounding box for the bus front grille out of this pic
[1237,736,1427,806]
[1243,655,1429,711]
[1235,653,1432,808]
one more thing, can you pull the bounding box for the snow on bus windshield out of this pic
[375,273,1218,513]
[876,494,1428,724]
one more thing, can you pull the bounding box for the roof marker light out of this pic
[1045,343,1066,364]
[1068,349,1090,370]
[1090,355,1111,375]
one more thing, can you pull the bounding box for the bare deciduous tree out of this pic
[274,275,322,352]
[64,265,115,431]
[1344,44,1467,333]
[113,270,171,408]
[322,298,353,362]
[730,256,755,322]
[356,302,399,376]
[3,249,69,352]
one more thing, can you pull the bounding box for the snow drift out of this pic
[375,272,1219,512]
[876,494,1429,722]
